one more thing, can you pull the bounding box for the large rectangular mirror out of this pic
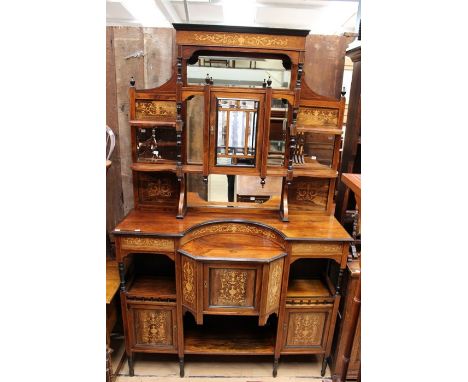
[187,174,281,208]
[187,56,291,89]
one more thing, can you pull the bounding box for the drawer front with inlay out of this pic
[291,242,343,257]
[120,236,175,253]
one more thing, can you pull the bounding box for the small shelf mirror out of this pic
[136,126,177,163]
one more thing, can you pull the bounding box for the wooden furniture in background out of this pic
[331,173,361,381]
[335,45,361,223]
[113,23,352,378]
[106,259,120,346]
[331,260,361,380]
[106,259,120,382]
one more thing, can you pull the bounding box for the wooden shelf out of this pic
[293,158,338,178]
[130,120,176,127]
[217,154,255,159]
[287,279,332,298]
[184,316,275,355]
[131,163,203,173]
[131,162,176,172]
[127,276,176,299]
[296,125,343,135]
[265,166,337,178]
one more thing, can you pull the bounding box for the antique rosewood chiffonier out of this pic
[113,24,352,378]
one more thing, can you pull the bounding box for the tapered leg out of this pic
[272,358,279,377]
[128,353,134,377]
[321,355,328,377]
[179,357,185,378]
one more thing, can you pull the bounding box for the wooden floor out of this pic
[110,337,332,382]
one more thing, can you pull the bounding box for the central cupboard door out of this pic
[203,262,262,314]
[209,91,266,175]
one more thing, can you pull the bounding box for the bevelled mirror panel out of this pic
[215,98,259,167]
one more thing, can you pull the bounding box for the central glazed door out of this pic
[209,91,266,175]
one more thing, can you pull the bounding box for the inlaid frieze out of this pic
[135,100,176,121]
[176,30,305,50]
[194,33,287,48]
[291,242,343,255]
[296,107,339,127]
[286,312,326,347]
[121,237,174,252]
[187,223,281,243]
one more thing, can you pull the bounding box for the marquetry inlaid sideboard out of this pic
[113,210,351,377]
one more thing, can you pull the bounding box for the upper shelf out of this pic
[296,125,343,135]
[130,120,176,127]
[131,163,203,173]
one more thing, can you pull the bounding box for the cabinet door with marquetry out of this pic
[203,263,262,314]
[282,308,332,353]
[128,304,177,352]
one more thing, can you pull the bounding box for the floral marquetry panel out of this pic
[131,306,176,350]
[206,265,259,310]
[289,177,330,211]
[265,258,283,313]
[136,172,179,210]
[182,256,197,311]
[135,100,176,121]
[284,311,328,349]
[296,107,339,128]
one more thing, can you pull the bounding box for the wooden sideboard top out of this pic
[180,233,286,262]
[113,209,352,242]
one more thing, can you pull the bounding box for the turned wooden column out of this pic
[335,45,361,222]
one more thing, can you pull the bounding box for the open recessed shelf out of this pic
[127,276,176,300]
[184,315,276,355]
[287,279,332,299]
